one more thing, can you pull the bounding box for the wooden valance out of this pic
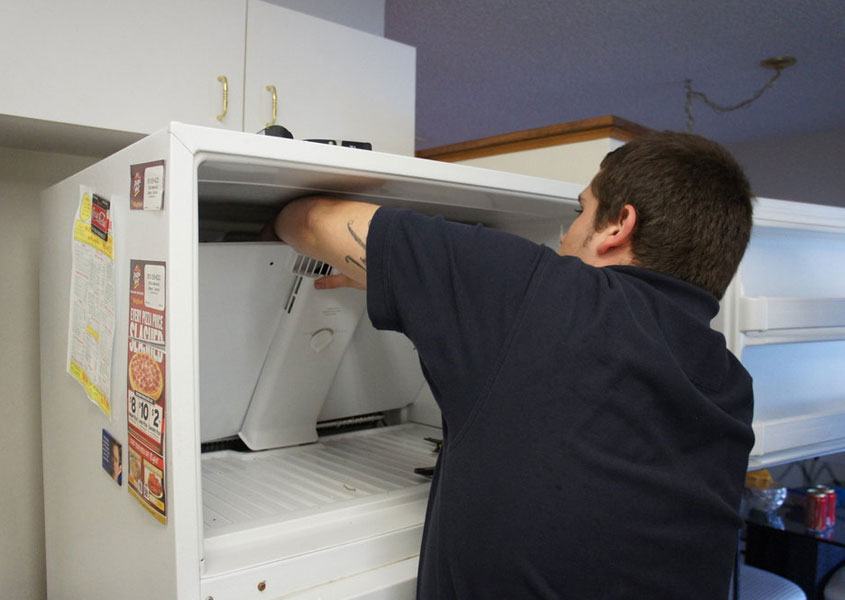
[416,115,651,162]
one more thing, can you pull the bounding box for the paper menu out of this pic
[66,186,116,417]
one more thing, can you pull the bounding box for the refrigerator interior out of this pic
[194,152,845,583]
[192,149,581,590]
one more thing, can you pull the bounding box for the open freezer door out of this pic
[714,197,845,468]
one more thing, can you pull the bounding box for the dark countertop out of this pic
[745,487,845,548]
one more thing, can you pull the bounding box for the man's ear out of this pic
[596,204,637,257]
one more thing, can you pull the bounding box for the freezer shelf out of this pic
[202,423,438,535]
[200,423,438,591]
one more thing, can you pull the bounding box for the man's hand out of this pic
[274,196,380,289]
[314,273,365,290]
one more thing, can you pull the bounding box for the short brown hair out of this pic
[591,131,753,299]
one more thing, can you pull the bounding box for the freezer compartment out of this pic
[187,129,581,597]
[200,423,437,598]
[195,142,581,450]
[198,241,430,449]
[197,239,438,597]
[195,143,581,448]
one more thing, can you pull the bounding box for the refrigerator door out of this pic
[714,197,845,468]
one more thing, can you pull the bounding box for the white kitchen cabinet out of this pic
[0,0,246,134]
[244,0,415,155]
[0,1,414,155]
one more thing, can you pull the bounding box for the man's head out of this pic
[111,441,121,478]
[559,131,753,299]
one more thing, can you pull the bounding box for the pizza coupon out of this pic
[130,160,165,211]
[126,259,167,524]
[127,434,166,523]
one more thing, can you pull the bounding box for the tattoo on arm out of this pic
[345,220,368,272]
[347,221,367,251]
[345,255,366,271]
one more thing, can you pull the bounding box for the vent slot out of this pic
[284,275,303,314]
[292,254,332,278]
[284,254,333,314]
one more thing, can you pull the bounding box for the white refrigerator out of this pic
[40,123,845,599]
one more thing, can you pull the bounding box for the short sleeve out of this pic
[366,206,548,434]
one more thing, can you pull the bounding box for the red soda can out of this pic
[806,490,828,531]
[817,486,837,528]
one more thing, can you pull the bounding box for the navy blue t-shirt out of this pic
[366,207,754,599]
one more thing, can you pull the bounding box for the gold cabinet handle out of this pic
[216,75,228,121]
[265,85,277,127]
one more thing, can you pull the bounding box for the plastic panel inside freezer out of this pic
[202,423,437,535]
[200,424,438,581]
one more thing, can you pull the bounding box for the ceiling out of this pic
[383,0,845,152]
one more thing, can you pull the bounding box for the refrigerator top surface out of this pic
[173,120,584,204]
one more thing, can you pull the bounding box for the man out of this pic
[110,439,122,485]
[272,131,755,598]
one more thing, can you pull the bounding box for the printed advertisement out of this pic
[126,259,167,524]
[67,186,116,417]
[128,435,165,518]
[130,160,165,211]
[102,429,123,486]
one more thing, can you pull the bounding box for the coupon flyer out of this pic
[67,186,116,417]
[126,259,167,523]
[130,160,165,211]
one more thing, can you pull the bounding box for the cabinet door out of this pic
[0,0,245,134]
[244,1,415,155]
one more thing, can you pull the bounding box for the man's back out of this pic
[366,208,754,598]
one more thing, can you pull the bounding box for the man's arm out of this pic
[273,196,380,289]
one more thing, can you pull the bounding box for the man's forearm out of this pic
[273,197,379,287]
[274,197,325,257]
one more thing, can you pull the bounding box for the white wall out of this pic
[0,147,99,600]
[728,127,845,208]
[461,126,845,210]
[456,138,624,186]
